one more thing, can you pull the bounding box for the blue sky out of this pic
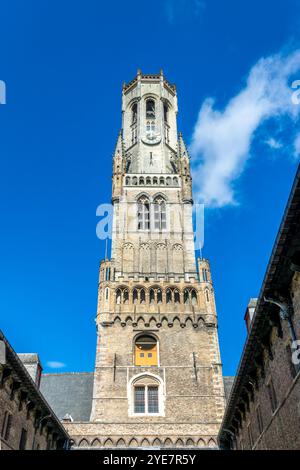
[0,0,300,376]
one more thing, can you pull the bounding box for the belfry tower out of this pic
[69,71,225,448]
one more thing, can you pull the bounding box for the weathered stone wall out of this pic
[234,271,300,450]
[0,371,58,450]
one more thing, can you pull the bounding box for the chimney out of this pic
[18,353,43,388]
[244,298,258,334]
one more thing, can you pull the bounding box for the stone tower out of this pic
[67,71,225,449]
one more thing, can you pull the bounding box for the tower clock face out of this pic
[142,131,161,145]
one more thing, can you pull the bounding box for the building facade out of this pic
[219,165,300,450]
[0,331,69,450]
[62,71,226,449]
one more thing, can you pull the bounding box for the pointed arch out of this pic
[103,438,113,448]
[78,438,89,448]
[164,438,173,447]
[140,288,146,304]
[133,288,138,304]
[185,317,193,327]
[207,438,217,448]
[191,289,197,305]
[175,438,184,448]
[186,438,195,447]
[116,438,126,447]
[128,438,138,448]
[152,438,162,447]
[174,289,180,304]
[197,438,206,448]
[91,438,101,448]
[149,316,157,326]
[116,288,122,305]
[141,438,150,447]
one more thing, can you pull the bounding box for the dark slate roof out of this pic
[40,372,94,422]
[223,376,235,402]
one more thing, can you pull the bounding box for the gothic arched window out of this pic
[174,290,180,304]
[150,289,155,304]
[123,289,129,304]
[166,288,172,304]
[116,288,122,305]
[129,374,163,416]
[154,197,166,231]
[191,289,197,305]
[140,289,146,304]
[146,99,155,119]
[138,197,150,230]
[134,335,158,366]
[133,288,138,304]
[131,102,137,124]
[163,102,168,122]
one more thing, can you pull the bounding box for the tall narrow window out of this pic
[150,289,155,304]
[148,386,159,413]
[132,102,137,123]
[146,99,155,119]
[137,197,150,230]
[154,198,166,230]
[191,290,197,305]
[163,102,168,122]
[134,386,145,413]
[134,385,159,414]
[174,290,180,304]
[116,289,122,304]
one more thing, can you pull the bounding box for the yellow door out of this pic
[135,336,158,366]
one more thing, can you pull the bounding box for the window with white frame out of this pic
[131,376,162,415]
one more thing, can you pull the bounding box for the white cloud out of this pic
[265,137,283,150]
[47,361,66,369]
[190,50,300,207]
